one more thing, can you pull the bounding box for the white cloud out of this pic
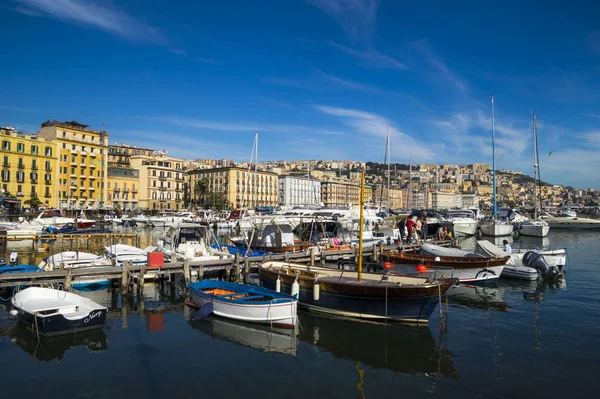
[410,39,467,94]
[308,0,380,42]
[13,0,164,43]
[313,104,435,161]
[327,41,406,69]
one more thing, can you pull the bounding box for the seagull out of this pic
[548,150,555,157]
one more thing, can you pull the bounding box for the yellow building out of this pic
[130,152,185,210]
[106,167,140,211]
[38,120,108,210]
[371,187,403,209]
[187,166,279,209]
[108,144,155,168]
[0,127,58,207]
[320,176,372,207]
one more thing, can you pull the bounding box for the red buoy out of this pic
[417,264,428,272]
[383,262,392,270]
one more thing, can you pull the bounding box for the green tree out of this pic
[194,177,210,205]
[24,195,42,210]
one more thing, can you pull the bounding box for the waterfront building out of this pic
[429,191,456,210]
[371,187,403,209]
[187,166,279,209]
[278,175,321,207]
[37,120,108,210]
[320,176,372,207]
[108,143,155,168]
[130,152,185,210]
[0,127,58,207]
[106,167,139,211]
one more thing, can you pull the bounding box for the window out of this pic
[32,160,37,170]
[31,145,38,155]
[72,144,76,150]
[17,143,24,152]
[62,131,66,137]
[152,181,156,187]
[152,170,156,176]
[3,156,8,167]
[167,193,171,200]
[113,192,119,200]
[30,172,38,182]
[71,168,75,174]
[1,170,9,182]
[16,171,24,183]
[45,161,51,171]
[31,186,36,195]
[152,192,157,200]
[17,185,22,194]
[2,141,10,151]
[114,182,117,189]
[71,156,76,162]
[167,172,172,178]
[45,187,50,197]
[62,143,66,149]
[18,158,23,168]
[45,147,52,156]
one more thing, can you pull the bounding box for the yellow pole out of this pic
[357,170,365,281]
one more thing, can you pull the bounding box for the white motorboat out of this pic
[440,210,478,237]
[40,251,114,289]
[29,210,96,228]
[104,244,153,266]
[543,216,600,229]
[518,220,550,237]
[158,223,232,263]
[11,287,107,336]
[480,220,514,237]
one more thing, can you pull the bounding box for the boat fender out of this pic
[10,309,18,316]
[434,257,441,262]
[417,264,428,272]
[275,275,281,293]
[383,262,392,270]
[313,280,320,301]
[291,278,300,299]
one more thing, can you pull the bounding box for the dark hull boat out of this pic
[11,287,107,337]
[259,262,457,324]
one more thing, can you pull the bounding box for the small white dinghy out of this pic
[11,287,107,337]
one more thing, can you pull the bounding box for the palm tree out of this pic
[194,178,210,206]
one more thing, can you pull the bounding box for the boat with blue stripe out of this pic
[188,281,297,328]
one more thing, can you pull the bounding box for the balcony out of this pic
[89,152,96,158]
[30,192,36,197]
[2,162,10,168]
[45,179,52,185]
[70,161,78,166]
[70,149,79,155]
[79,186,87,191]
[81,163,87,168]
[89,164,96,168]
[45,167,52,172]
[158,176,167,181]
[159,199,167,202]
[31,179,38,184]
[113,187,121,192]
[89,175,96,180]
[80,175,87,179]
[158,186,167,191]
[31,165,38,171]
[122,187,130,192]
[80,151,88,156]
[44,193,51,198]
[17,164,25,169]
[131,188,138,193]
[89,187,96,191]
[70,173,77,178]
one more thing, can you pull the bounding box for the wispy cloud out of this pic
[584,113,600,119]
[327,41,406,69]
[308,0,380,42]
[13,0,165,43]
[263,67,385,93]
[313,104,435,161]
[169,48,187,56]
[0,105,44,114]
[411,39,467,94]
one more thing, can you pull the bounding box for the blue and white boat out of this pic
[188,281,298,329]
[0,253,43,275]
[40,251,114,290]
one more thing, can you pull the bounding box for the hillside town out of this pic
[1,121,598,215]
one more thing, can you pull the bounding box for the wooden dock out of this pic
[0,240,452,289]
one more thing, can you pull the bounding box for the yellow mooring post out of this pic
[357,170,365,282]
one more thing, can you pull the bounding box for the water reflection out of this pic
[189,317,298,356]
[446,284,507,311]
[9,324,107,361]
[298,313,458,378]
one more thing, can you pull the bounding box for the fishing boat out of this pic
[480,96,514,237]
[11,287,107,336]
[259,170,458,323]
[188,280,298,328]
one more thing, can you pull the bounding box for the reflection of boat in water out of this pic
[189,317,297,356]
[10,324,107,361]
[297,313,458,378]
[446,284,507,312]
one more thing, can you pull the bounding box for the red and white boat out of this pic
[30,210,96,229]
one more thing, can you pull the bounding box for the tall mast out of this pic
[254,128,258,208]
[533,112,543,217]
[408,152,412,210]
[357,169,365,282]
[491,95,497,219]
[387,127,391,209]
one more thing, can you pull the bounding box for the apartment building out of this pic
[278,175,321,207]
[108,143,155,168]
[187,166,279,209]
[106,167,139,211]
[130,152,185,210]
[319,176,372,207]
[37,120,108,210]
[0,127,57,206]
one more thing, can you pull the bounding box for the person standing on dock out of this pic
[397,217,406,243]
[421,216,428,240]
[407,217,416,242]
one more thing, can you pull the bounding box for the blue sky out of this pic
[1,0,599,189]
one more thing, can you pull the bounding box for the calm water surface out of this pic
[0,229,599,398]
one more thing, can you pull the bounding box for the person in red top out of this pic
[406,217,416,242]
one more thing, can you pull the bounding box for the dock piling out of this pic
[183,259,191,285]
[137,264,145,294]
[121,260,130,294]
[243,258,250,284]
[310,247,315,266]
[234,253,240,283]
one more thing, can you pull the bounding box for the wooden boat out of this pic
[188,280,297,328]
[11,287,107,337]
[381,244,508,283]
[259,262,457,323]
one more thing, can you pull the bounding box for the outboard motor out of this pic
[9,252,18,265]
[522,251,562,281]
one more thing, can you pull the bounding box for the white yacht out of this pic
[440,210,478,237]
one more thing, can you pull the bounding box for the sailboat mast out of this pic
[408,152,412,210]
[357,169,365,282]
[533,112,543,217]
[254,129,258,209]
[491,95,497,220]
[387,127,391,210]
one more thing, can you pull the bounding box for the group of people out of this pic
[396,216,429,243]
[396,215,455,244]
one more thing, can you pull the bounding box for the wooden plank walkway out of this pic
[0,240,452,288]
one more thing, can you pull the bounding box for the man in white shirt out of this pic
[503,239,512,254]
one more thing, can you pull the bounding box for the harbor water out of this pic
[1,229,599,398]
